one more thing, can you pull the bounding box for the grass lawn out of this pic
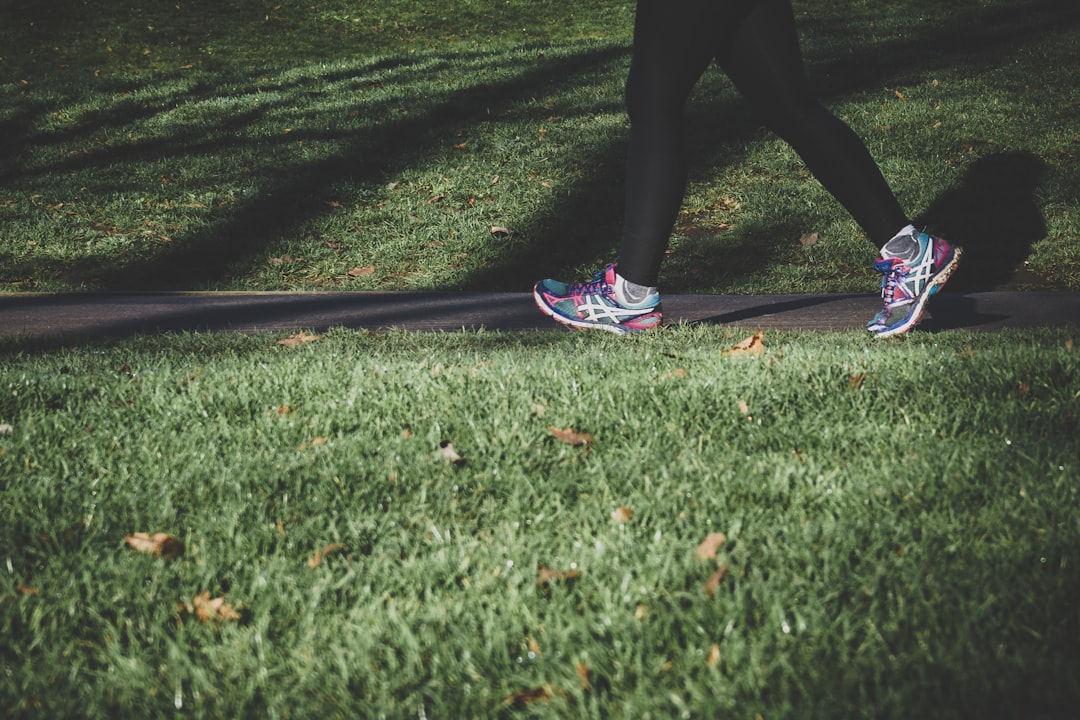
[2,0,1079,717]
[1,327,1079,718]
[0,0,1078,293]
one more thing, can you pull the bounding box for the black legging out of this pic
[618,0,910,287]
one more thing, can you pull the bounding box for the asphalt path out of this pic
[0,291,1076,340]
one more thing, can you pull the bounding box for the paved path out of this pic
[0,291,1076,339]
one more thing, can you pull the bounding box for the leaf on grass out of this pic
[0,422,12,435]
[576,663,592,690]
[610,507,633,524]
[490,225,512,237]
[848,373,868,390]
[503,685,558,708]
[548,426,592,446]
[439,440,464,464]
[695,532,726,561]
[635,604,648,620]
[308,543,347,568]
[799,231,819,247]
[703,563,730,597]
[348,265,375,278]
[277,331,322,347]
[537,563,580,588]
[737,399,751,417]
[722,333,764,357]
[15,583,39,596]
[707,643,721,666]
[125,532,184,559]
[184,591,241,623]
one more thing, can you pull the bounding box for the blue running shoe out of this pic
[534,265,662,334]
[867,232,962,338]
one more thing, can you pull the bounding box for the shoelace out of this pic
[569,271,613,299]
[879,261,911,308]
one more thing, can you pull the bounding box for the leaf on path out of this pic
[610,507,633,524]
[308,542,347,568]
[277,331,322,347]
[695,532,726,561]
[125,532,184,560]
[723,333,764,357]
[537,564,580,588]
[181,591,241,623]
[548,426,592,447]
[799,231,819,247]
[348,265,375,278]
[703,563,730,597]
[439,440,465,465]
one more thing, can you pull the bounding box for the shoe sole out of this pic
[872,246,963,339]
[532,286,648,335]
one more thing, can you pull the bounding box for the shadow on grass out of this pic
[0,0,1075,296]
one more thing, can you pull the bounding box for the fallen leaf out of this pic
[576,662,592,690]
[895,89,907,102]
[187,591,240,623]
[703,563,730,597]
[799,231,819,247]
[125,532,184,559]
[848,373,868,390]
[439,440,464,464]
[537,563,581,587]
[503,685,557,708]
[0,423,12,435]
[635,604,648,620]
[695,532,726,561]
[737,399,751,416]
[610,507,633,524]
[348,265,375,278]
[707,643,721,666]
[277,331,322,347]
[723,333,764,357]
[548,426,592,446]
[308,542,347,568]
[490,225,512,237]
[15,583,39,596]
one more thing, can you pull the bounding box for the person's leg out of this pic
[617,0,758,289]
[719,0,910,247]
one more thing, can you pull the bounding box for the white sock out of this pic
[614,272,658,307]
[880,224,920,261]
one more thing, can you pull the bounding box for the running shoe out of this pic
[533,264,662,334]
[867,232,962,338]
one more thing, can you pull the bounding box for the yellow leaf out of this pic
[723,333,764,357]
[707,643,721,666]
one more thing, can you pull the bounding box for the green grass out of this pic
[2,327,1078,718]
[1,0,1077,293]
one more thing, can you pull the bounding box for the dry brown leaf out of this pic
[548,426,592,446]
[703,563,730,597]
[537,564,581,587]
[799,231,819,247]
[186,591,241,623]
[576,662,592,690]
[277,331,322,347]
[707,643,721,666]
[635,604,648,620]
[490,225,512,237]
[15,583,39,596]
[348,265,375,278]
[610,507,633,524]
[125,532,184,560]
[723,333,765,357]
[737,399,751,416]
[308,542,347,568]
[503,685,557,708]
[848,373,868,390]
[695,532,726,561]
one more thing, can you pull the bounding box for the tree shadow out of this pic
[917,151,1049,291]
